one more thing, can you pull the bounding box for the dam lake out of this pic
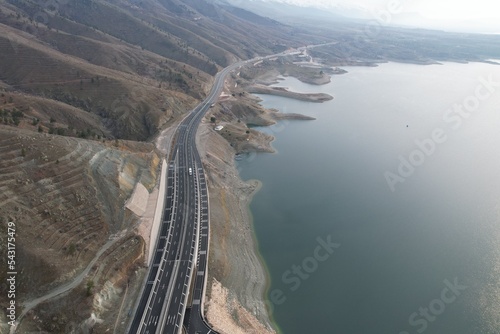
[237,62,500,334]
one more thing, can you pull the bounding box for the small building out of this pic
[214,125,224,131]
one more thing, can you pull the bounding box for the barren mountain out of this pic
[0,0,320,141]
[3,0,500,332]
[0,0,320,332]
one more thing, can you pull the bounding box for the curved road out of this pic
[127,60,246,334]
[128,43,334,334]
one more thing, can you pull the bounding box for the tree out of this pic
[86,280,94,296]
[210,116,216,124]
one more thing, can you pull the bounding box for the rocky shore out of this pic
[197,121,277,333]
[196,63,337,333]
[247,84,333,103]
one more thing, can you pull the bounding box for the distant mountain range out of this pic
[216,0,500,34]
[215,0,364,22]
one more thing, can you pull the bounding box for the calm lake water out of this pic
[237,62,500,334]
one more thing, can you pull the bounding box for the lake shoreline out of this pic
[229,69,334,333]
[235,61,500,334]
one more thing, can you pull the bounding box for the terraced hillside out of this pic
[0,126,160,332]
[0,0,328,332]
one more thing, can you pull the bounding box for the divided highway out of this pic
[128,44,330,334]
[128,60,244,334]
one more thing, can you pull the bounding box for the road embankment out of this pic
[196,122,277,334]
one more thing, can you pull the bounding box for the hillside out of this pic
[0,0,320,142]
[0,125,160,332]
[0,0,322,332]
[2,0,500,333]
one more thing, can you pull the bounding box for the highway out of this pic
[128,43,331,334]
[128,60,244,334]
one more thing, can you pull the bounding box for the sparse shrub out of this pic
[86,280,94,296]
[11,109,22,126]
[68,243,75,256]
[49,117,56,123]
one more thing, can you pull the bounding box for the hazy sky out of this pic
[267,0,500,20]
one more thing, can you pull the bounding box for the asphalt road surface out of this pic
[128,59,245,334]
[128,44,329,334]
